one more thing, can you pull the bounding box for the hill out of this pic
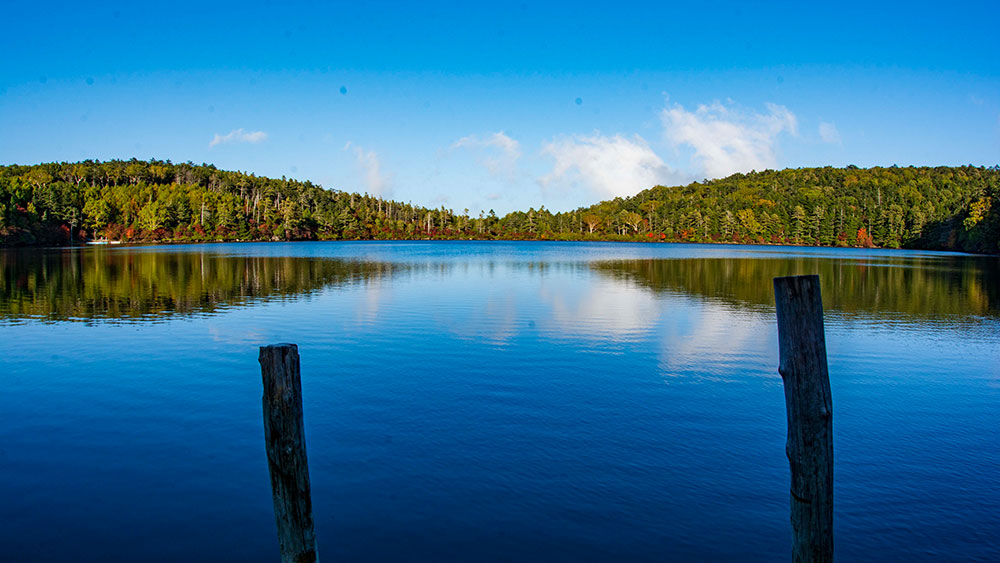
[1,160,997,253]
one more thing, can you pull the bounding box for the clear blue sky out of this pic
[1,1,998,214]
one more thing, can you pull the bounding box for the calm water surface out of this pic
[1,241,998,561]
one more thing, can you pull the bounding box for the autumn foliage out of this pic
[856,227,874,248]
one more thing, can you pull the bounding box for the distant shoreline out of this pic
[2,237,991,257]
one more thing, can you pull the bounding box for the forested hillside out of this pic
[576,165,1000,253]
[1,159,997,253]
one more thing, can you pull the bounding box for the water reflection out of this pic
[0,247,402,323]
[1,245,997,326]
[591,254,1000,321]
[539,276,660,343]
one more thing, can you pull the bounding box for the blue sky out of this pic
[1,1,998,214]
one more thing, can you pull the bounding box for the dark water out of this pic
[1,241,998,562]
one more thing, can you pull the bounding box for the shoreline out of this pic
[1,237,992,257]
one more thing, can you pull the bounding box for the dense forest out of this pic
[1,159,998,253]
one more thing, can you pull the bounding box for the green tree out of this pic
[736,208,761,237]
[621,210,643,233]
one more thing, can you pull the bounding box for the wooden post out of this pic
[773,275,833,563]
[259,343,318,563]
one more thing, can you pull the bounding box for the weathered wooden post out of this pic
[259,343,318,563]
[773,275,833,563]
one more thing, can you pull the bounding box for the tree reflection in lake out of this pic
[0,247,403,323]
[591,253,999,323]
[2,244,997,329]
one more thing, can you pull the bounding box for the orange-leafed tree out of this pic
[856,227,874,248]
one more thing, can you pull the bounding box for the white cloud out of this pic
[209,128,268,147]
[819,121,842,145]
[452,131,522,177]
[540,133,680,199]
[661,101,797,179]
[346,143,392,197]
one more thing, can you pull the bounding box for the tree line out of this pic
[1,159,997,253]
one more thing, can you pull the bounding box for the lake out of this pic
[1,241,998,562]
